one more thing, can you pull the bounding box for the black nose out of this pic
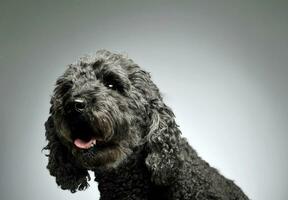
[72,98,86,112]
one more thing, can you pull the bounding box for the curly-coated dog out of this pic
[44,50,249,200]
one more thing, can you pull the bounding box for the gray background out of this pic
[1,0,287,199]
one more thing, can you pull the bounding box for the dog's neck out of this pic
[93,146,163,200]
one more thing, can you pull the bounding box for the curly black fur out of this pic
[44,50,249,200]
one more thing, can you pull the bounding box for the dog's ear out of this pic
[130,69,184,185]
[145,99,184,185]
[44,115,91,193]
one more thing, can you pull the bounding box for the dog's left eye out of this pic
[103,79,124,93]
[106,83,115,89]
[101,72,126,93]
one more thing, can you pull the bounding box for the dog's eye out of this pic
[102,72,126,93]
[103,79,124,93]
[106,83,115,89]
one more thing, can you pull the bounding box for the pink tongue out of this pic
[74,138,96,149]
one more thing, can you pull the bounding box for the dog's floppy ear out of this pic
[145,99,184,185]
[44,114,90,193]
[130,69,184,185]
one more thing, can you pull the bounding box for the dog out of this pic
[44,50,249,199]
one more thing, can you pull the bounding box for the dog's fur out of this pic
[44,50,249,200]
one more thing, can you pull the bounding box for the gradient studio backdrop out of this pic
[1,0,288,199]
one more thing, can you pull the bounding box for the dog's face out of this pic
[50,53,152,170]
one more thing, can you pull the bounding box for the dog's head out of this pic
[44,50,182,192]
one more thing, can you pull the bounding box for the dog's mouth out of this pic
[74,136,97,149]
[72,129,108,150]
[69,117,107,150]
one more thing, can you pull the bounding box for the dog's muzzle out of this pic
[66,98,87,114]
[63,97,111,150]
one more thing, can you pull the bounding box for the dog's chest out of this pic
[96,167,151,199]
[94,150,167,200]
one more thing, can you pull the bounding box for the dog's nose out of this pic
[72,98,87,112]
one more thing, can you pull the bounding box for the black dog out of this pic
[44,50,249,200]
